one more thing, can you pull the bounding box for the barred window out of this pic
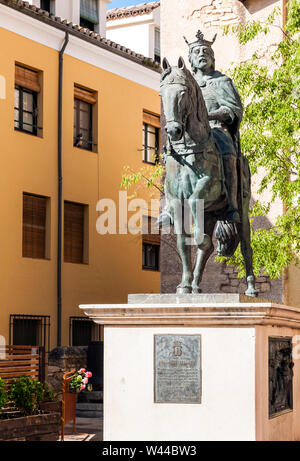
[69,317,101,346]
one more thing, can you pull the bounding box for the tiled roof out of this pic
[107,1,160,21]
[0,0,160,72]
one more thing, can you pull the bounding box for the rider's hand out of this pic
[208,106,234,123]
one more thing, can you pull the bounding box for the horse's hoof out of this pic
[245,275,258,297]
[245,287,259,297]
[177,285,192,294]
[192,286,202,294]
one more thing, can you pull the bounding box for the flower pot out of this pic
[0,412,60,441]
[40,400,61,415]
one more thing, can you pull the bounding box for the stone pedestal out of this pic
[80,295,300,441]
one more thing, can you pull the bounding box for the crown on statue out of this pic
[184,30,217,52]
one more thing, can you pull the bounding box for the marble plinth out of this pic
[80,295,300,441]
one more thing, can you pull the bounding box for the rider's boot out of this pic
[223,153,240,223]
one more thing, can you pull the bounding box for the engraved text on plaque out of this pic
[154,335,201,403]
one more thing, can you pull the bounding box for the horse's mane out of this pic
[160,65,209,126]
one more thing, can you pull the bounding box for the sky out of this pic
[107,0,155,10]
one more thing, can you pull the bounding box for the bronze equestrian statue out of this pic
[158,31,258,297]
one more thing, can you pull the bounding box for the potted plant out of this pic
[0,376,60,441]
[0,378,8,416]
[69,368,92,393]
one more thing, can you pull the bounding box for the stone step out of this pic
[76,403,103,411]
[77,391,103,402]
[76,410,103,418]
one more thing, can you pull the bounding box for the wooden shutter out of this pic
[15,65,40,93]
[23,194,47,259]
[64,202,85,264]
[143,111,160,129]
[74,86,97,104]
[142,216,160,245]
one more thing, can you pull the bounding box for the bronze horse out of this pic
[160,57,258,297]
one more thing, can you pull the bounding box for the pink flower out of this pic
[86,372,92,378]
[83,377,88,384]
[80,385,86,390]
[78,368,86,374]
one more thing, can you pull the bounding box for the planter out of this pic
[40,400,61,415]
[0,412,60,441]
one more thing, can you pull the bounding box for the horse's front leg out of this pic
[176,233,192,294]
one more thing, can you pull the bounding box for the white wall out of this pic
[106,7,160,59]
[107,22,150,57]
[104,326,256,441]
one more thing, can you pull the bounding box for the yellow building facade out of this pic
[0,0,161,351]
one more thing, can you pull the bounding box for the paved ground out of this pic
[60,417,103,441]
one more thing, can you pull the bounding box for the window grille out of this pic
[9,314,50,353]
[69,317,101,346]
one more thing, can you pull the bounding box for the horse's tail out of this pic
[215,220,239,257]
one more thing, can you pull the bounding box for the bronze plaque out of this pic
[154,335,201,403]
[269,337,293,417]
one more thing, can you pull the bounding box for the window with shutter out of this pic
[142,112,160,164]
[74,86,97,151]
[15,64,41,136]
[154,28,161,64]
[80,0,98,30]
[142,216,160,271]
[23,193,49,259]
[64,201,88,264]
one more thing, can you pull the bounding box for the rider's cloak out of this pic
[195,70,243,157]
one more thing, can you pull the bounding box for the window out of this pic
[80,0,98,31]
[10,314,50,352]
[69,317,101,346]
[40,0,50,12]
[74,86,97,151]
[64,201,88,264]
[143,111,160,164]
[40,0,55,14]
[142,216,160,271]
[143,243,159,271]
[14,65,41,136]
[154,28,161,64]
[23,193,50,259]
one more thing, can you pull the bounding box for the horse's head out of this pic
[160,57,200,142]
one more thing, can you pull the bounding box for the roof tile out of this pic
[107,1,160,21]
[0,0,161,72]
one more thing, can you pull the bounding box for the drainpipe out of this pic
[57,31,69,347]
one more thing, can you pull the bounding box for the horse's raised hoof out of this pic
[176,285,192,294]
[245,275,258,297]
